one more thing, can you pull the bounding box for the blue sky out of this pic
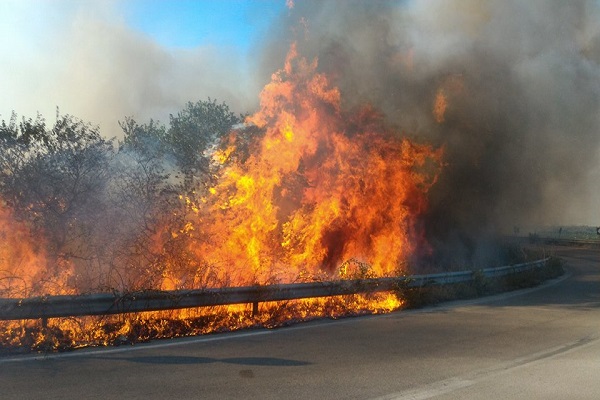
[122,0,287,52]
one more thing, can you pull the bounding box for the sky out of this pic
[122,0,285,51]
[0,0,288,136]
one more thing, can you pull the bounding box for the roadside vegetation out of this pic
[529,226,600,241]
[0,250,563,355]
[399,254,564,309]
[0,101,246,298]
[0,105,566,355]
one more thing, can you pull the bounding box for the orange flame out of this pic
[177,43,443,287]
[0,202,46,297]
[0,43,444,352]
[433,88,448,123]
[0,202,75,298]
[433,75,466,124]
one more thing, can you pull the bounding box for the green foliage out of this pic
[536,225,600,241]
[543,256,565,278]
[0,112,116,293]
[398,257,565,309]
[118,116,169,159]
[499,243,546,265]
[0,96,246,296]
[119,98,243,194]
[168,99,241,188]
[0,112,113,223]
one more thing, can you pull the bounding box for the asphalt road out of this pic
[1,246,599,399]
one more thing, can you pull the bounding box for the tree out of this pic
[114,106,237,290]
[0,112,114,293]
[118,116,169,159]
[167,99,241,191]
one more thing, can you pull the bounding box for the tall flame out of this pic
[179,44,443,287]
[0,43,444,352]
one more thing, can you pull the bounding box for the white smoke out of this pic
[0,0,260,137]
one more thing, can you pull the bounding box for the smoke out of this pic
[258,0,600,265]
[0,1,259,137]
[3,1,600,267]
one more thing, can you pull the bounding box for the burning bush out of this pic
[0,41,443,352]
[171,44,443,288]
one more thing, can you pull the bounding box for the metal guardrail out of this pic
[504,235,600,247]
[0,258,549,321]
[537,238,600,247]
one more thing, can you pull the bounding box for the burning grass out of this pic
[0,292,401,355]
[0,253,563,355]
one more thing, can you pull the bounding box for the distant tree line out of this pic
[0,99,252,296]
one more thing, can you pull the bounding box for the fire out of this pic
[0,203,46,298]
[433,75,465,124]
[0,294,402,353]
[0,201,76,300]
[0,43,443,353]
[433,88,448,123]
[180,43,443,286]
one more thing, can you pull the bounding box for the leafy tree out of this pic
[112,99,245,289]
[118,116,169,159]
[167,98,241,190]
[0,112,114,292]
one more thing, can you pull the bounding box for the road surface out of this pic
[1,247,599,399]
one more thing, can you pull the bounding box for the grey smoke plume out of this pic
[260,0,600,264]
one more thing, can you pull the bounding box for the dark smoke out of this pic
[259,0,600,267]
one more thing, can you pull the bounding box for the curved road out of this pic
[2,247,599,399]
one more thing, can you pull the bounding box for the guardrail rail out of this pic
[0,258,550,321]
[504,235,600,247]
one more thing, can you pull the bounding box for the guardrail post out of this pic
[252,301,259,317]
